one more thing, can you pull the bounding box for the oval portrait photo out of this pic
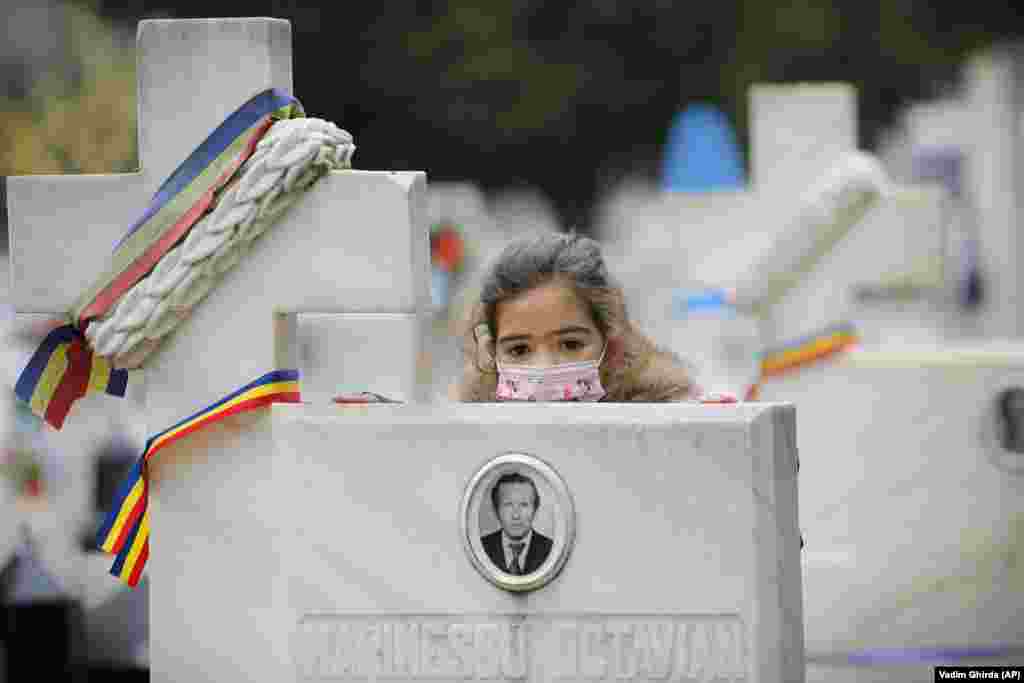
[461,453,575,592]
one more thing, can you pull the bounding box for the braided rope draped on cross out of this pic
[86,118,355,369]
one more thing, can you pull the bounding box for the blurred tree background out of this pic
[1,1,136,175]
[3,0,1024,231]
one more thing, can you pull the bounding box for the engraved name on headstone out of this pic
[292,614,748,682]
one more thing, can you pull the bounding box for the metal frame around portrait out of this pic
[460,451,576,593]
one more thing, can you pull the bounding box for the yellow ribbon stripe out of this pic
[29,343,69,417]
[143,379,300,463]
[96,369,301,587]
[760,324,859,378]
[100,476,146,554]
[115,509,150,584]
[87,354,113,394]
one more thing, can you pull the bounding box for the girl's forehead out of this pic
[495,282,595,333]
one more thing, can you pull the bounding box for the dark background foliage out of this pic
[39,0,1024,229]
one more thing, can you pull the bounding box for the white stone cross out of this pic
[7,17,432,433]
[7,18,430,681]
[596,84,949,351]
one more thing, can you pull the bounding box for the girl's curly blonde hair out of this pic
[451,233,695,402]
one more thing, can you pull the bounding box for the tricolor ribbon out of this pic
[746,322,859,400]
[760,321,859,378]
[14,324,129,429]
[14,89,304,430]
[96,369,301,586]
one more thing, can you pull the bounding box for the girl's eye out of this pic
[562,340,584,351]
[508,345,529,358]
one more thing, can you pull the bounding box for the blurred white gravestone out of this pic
[749,86,857,197]
[422,182,494,402]
[488,186,563,239]
[963,46,1024,340]
[766,348,1024,680]
[748,76,1024,678]
[594,179,702,343]
[738,86,948,347]
[873,45,1024,343]
[6,16,429,682]
[596,84,952,353]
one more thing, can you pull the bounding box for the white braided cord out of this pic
[85,118,355,368]
[732,151,890,315]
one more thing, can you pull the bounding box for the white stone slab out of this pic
[147,402,803,682]
[7,173,147,313]
[297,312,427,404]
[758,352,1024,659]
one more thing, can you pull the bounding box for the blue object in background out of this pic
[13,400,42,435]
[661,104,746,193]
[672,287,732,319]
[911,146,984,309]
[430,267,450,310]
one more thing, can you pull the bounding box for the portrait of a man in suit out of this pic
[480,471,553,575]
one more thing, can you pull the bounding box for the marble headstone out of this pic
[146,401,804,683]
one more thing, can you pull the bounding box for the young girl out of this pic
[451,232,698,402]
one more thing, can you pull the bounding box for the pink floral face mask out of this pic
[495,343,607,402]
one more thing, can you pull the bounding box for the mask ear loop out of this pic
[596,337,611,388]
[474,323,498,375]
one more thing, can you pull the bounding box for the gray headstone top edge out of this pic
[750,82,856,97]
[843,348,1024,368]
[271,401,795,427]
[306,170,428,195]
[138,17,292,29]
[333,170,428,190]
